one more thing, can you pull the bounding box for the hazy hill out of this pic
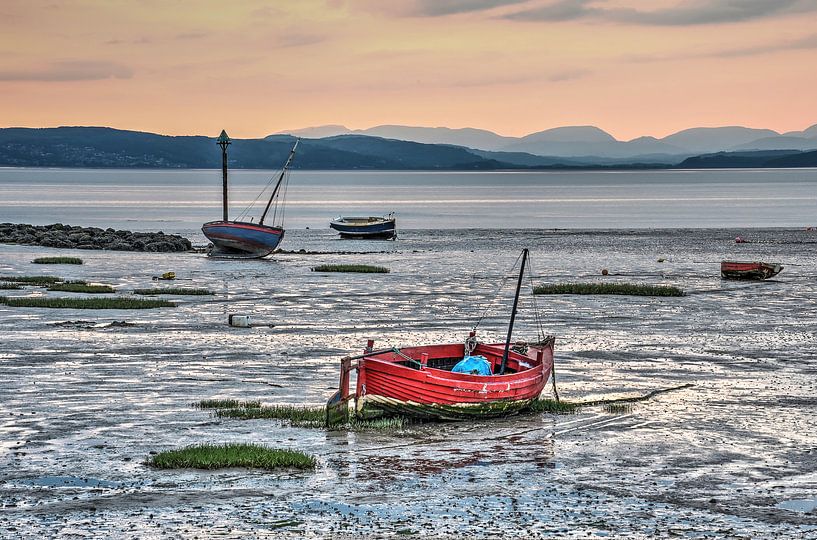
[277,123,817,160]
[676,150,813,168]
[2,127,816,170]
[0,127,522,170]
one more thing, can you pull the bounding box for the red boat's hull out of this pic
[721,261,783,280]
[350,341,554,421]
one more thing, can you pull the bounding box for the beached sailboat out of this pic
[329,214,396,239]
[202,130,299,258]
[326,249,555,423]
[721,261,783,280]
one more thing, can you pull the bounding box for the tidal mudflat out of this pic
[1,228,816,538]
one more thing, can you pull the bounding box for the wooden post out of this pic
[216,130,231,222]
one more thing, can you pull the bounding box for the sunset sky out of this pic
[2,0,816,140]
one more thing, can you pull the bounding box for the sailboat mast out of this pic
[500,248,528,375]
[216,130,231,222]
[259,139,299,226]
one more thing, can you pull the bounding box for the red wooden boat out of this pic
[721,261,783,280]
[326,248,556,423]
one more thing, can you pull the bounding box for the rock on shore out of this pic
[0,223,192,252]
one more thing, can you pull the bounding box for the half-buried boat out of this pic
[202,130,299,258]
[326,248,556,424]
[721,260,783,280]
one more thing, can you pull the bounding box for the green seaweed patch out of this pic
[0,275,62,285]
[0,282,22,290]
[146,443,315,471]
[533,283,684,297]
[48,283,115,293]
[312,264,390,273]
[194,399,261,410]
[134,287,214,295]
[0,296,174,309]
[32,257,83,265]
[527,399,581,414]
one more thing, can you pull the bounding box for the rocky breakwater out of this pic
[0,223,192,252]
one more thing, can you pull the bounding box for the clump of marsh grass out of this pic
[0,275,62,285]
[32,257,83,265]
[528,399,581,414]
[48,283,114,293]
[533,283,684,297]
[194,399,261,410]
[0,296,175,309]
[146,443,316,471]
[134,287,214,295]
[346,416,407,431]
[312,264,390,273]
[0,282,21,290]
[215,405,326,427]
[604,403,633,414]
[209,402,410,431]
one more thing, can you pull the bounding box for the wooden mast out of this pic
[216,130,231,222]
[500,248,528,375]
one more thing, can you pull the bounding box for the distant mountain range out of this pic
[279,123,817,162]
[1,126,816,170]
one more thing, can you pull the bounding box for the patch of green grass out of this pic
[48,283,114,293]
[0,296,174,309]
[211,403,408,431]
[32,257,83,265]
[528,399,581,414]
[0,275,62,285]
[533,283,684,297]
[346,416,407,431]
[194,399,261,410]
[146,443,316,471]
[312,264,390,273]
[0,282,22,290]
[134,287,214,295]
[215,405,326,427]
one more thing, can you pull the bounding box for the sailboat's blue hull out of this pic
[202,221,284,258]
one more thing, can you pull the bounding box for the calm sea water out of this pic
[1,168,816,243]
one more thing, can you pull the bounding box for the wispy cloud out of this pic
[0,61,133,81]
[176,32,207,40]
[276,32,327,48]
[504,0,817,26]
[627,33,817,62]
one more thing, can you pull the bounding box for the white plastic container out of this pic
[228,314,251,328]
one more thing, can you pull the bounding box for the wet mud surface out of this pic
[1,228,816,538]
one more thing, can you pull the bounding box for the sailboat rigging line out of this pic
[260,139,299,225]
[235,172,280,222]
[472,250,524,332]
[526,254,546,341]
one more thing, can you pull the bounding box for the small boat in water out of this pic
[202,131,299,258]
[329,214,396,239]
[721,261,783,280]
[326,249,555,423]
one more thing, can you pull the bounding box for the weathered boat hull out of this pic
[721,261,783,280]
[202,221,284,258]
[348,341,554,421]
[330,217,396,239]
